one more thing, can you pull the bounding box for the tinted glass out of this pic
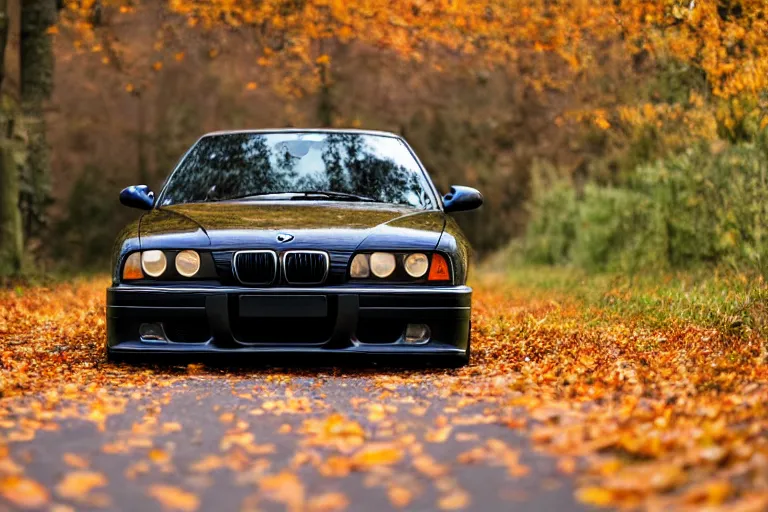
[159,132,435,208]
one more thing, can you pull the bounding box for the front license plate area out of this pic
[239,295,328,318]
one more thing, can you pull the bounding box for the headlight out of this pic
[350,254,370,278]
[175,250,201,277]
[404,253,429,278]
[370,252,396,278]
[141,250,167,277]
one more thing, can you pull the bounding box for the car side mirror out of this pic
[120,185,155,210]
[442,186,483,213]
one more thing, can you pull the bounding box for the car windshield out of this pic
[159,132,435,209]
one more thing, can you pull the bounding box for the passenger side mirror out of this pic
[120,185,155,210]
[442,186,483,213]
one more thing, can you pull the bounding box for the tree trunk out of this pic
[137,91,149,183]
[0,0,22,276]
[317,61,334,127]
[20,0,57,242]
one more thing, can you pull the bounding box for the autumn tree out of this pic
[4,0,764,270]
[20,0,61,241]
[0,0,21,276]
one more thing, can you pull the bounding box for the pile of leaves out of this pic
[1,275,767,509]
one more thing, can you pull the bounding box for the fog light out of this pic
[404,323,430,344]
[139,323,167,342]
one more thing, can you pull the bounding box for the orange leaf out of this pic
[56,471,107,500]
[351,443,403,469]
[0,476,49,509]
[147,485,199,512]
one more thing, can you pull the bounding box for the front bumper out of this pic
[106,284,471,358]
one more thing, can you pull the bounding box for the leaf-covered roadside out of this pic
[0,275,767,510]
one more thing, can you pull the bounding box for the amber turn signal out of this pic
[428,253,450,281]
[122,252,144,280]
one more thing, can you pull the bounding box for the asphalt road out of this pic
[2,372,585,511]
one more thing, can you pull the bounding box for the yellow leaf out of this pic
[62,453,89,469]
[318,456,352,477]
[259,471,304,508]
[56,471,107,500]
[307,492,349,511]
[351,443,403,469]
[190,455,224,473]
[148,448,170,464]
[426,425,452,443]
[556,457,576,474]
[148,485,199,512]
[576,487,614,506]
[162,422,182,433]
[438,489,470,510]
[0,476,50,509]
[412,455,448,477]
[388,486,412,508]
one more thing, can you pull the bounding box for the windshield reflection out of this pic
[160,133,435,209]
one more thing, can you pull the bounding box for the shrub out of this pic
[50,166,137,271]
[524,138,768,277]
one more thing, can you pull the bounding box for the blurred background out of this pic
[0,0,766,278]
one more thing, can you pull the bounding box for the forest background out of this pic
[0,0,766,279]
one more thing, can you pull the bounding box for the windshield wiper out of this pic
[208,192,293,203]
[208,191,378,203]
[288,191,377,202]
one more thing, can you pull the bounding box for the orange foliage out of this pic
[1,276,768,508]
[60,1,768,103]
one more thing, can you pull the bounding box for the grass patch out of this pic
[481,259,767,340]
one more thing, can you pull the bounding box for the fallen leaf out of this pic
[307,492,349,511]
[0,475,49,509]
[388,486,412,508]
[351,443,403,470]
[438,489,470,510]
[259,471,304,509]
[148,485,199,512]
[56,471,107,500]
[62,453,89,469]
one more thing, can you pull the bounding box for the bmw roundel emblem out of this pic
[276,233,294,243]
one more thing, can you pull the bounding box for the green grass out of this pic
[484,257,767,339]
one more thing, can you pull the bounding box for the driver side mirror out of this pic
[442,186,483,213]
[120,185,155,210]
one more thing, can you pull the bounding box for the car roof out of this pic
[202,128,403,139]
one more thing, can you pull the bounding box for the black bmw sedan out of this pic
[108,129,482,366]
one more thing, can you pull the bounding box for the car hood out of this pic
[139,201,446,252]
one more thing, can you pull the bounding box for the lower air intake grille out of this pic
[283,251,329,284]
[234,251,278,285]
[163,320,211,343]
